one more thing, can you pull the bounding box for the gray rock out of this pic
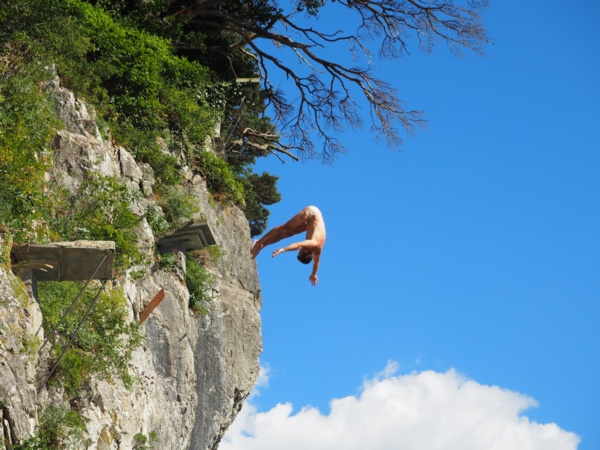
[43,77,101,140]
[140,163,155,197]
[1,79,262,449]
[0,268,41,445]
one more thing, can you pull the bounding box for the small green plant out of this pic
[129,268,147,280]
[147,186,200,235]
[161,186,199,227]
[0,226,13,270]
[38,281,143,395]
[185,258,216,315]
[133,431,158,450]
[144,204,170,236]
[133,433,147,446]
[188,245,224,268]
[204,245,224,265]
[158,252,177,269]
[13,406,86,450]
[20,334,40,360]
[194,151,245,206]
[10,276,30,309]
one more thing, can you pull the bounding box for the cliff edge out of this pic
[0,76,262,450]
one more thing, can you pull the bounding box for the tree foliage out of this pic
[123,0,489,162]
[1,0,489,238]
[0,55,58,239]
[0,0,282,236]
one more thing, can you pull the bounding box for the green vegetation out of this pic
[0,0,281,244]
[38,281,143,395]
[133,431,158,450]
[146,185,199,235]
[20,333,40,360]
[195,151,246,206]
[1,0,214,186]
[0,226,12,270]
[44,175,142,269]
[13,406,86,450]
[158,251,177,270]
[185,258,216,315]
[157,250,217,314]
[189,245,224,268]
[0,58,60,242]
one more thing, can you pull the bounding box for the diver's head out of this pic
[297,249,313,264]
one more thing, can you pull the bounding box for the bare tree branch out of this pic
[168,0,488,162]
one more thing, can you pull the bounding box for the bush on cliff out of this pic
[0,0,280,237]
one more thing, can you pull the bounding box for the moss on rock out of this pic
[0,226,13,271]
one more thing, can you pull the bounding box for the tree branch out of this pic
[168,0,488,161]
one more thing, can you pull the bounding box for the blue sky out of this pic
[222,1,599,449]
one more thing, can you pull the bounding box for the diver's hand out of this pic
[309,274,319,286]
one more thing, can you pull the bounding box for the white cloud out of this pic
[220,363,579,450]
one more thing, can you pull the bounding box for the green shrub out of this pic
[1,0,216,187]
[144,204,170,236]
[194,151,245,205]
[0,58,59,240]
[44,175,142,269]
[188,245,224,268]
[185,258,216,315]
[133,431,158,450]
[158,252,176,269]
[13,406,86,450]
[148,186,199,235]
[38,281,143,395]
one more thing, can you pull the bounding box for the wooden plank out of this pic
[139,288,166,324]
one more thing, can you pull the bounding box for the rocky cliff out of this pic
[0,76,262,449]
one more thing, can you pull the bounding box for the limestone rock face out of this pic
[0,266,42,445]
[0,77,262,449]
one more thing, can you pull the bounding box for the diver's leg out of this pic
[251,207,310,257]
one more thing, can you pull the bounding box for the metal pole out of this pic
[37,279,108,392]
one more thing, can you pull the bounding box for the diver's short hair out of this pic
[297,252,312,264]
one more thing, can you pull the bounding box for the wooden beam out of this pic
[139,288,166,324]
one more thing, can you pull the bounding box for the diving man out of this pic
[250,206,326,286]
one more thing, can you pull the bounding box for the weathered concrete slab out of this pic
[10,240,115,281]
[157,220,217,253]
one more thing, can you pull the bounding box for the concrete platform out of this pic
[157,219,216,253]
[11,241,115,281]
